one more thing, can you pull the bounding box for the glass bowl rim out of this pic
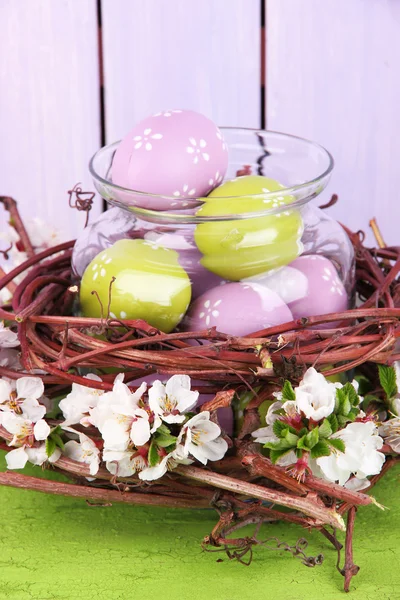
[88,128,334,223]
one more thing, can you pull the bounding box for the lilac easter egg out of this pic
[251,255,348,323]
[184,282,293,337]
[128,374,233,435]
[144,230,224,298]
[112,109,228,210]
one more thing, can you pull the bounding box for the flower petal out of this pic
[6,446,28,469]
[0,379,12,403]
[16,376,44,400]
[33,419,50,441]
[139,456,169,481]
[130,415,150,447]
[20,398,46,423]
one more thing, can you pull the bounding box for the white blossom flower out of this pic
[391,361,400,415]
[148,375,198,426]
[59,374,104,425]
[0,322,19,348]
[179,411,228,465]
[139,445,192,481]
[0,376,46,423]
[104,449,147,477]
[5,444,60,470]
[89,375,148,451]
[344,477,371,492]
[315,421,385,486]
[287,367,341,422]
[64,431,100,476]
[252,401,297,467]
[101,406,150,451]
[379,417,400,453]
[3,411,57,470]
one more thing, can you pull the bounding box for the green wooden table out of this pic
[0,451,398,600]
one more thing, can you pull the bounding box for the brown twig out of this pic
[0,196,35,257]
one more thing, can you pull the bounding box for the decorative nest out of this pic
[0,195,399,592]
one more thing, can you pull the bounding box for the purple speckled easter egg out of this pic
[144,230,224,299]
[251,255,348,323]
[112,109,228,210]
[128,374,233,435]
[184,281,293,337]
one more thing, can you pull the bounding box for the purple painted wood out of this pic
[101,0,261,142]
[266,0,400,245]
[0,0,102,240]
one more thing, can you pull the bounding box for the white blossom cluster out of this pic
[0,321,228,480]
[1,320,399,488]
[0,218,62,304]
[253,367,388,490]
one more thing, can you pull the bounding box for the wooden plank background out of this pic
[1,0,399,246]
[0,0,102,240]
[266,0,400,245]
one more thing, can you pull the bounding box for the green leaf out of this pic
[310,440,331,459]
[258,400,273,423]
[305,427,319,449]
[327,438,346,453]
[318,419,332,439]
[51,433,65,450]
[347,408,359,422]
[148,439,160,467]
[269,448,293,464]
[327,413,339,433]
[297,427,319,451]
[282,380,296,401]
[154,432,177,448]
[342,382,359,407]
[272,419,288,438]
[156,424,171,436]
[337,414,349,428]
[264,439,294,452]
[282,429,299,446]
[378,365,398,400]
[45,437,57,458]
[336,387,351,416]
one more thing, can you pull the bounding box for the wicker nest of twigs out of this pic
[0,196,399,592]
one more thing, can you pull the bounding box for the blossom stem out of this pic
[339,506,360,592]
[175,465,346,531]
[0,471,210,509]
[0,196,35,258]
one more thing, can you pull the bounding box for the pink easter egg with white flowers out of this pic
[112,109,228,210]
[250,255,348,325]
[183,281,293,337]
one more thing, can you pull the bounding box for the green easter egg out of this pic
[80,239,191,333]
[194,175,304,281]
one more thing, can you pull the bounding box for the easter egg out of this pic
[128,374,233,435]
[80,239,191,333]
[112,109,228,210]
[194,175,304,280]
[183,281,293,337]
[144,229,225,299]
[250,255,348,322]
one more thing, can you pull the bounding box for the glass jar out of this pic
[74,129,354,336]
